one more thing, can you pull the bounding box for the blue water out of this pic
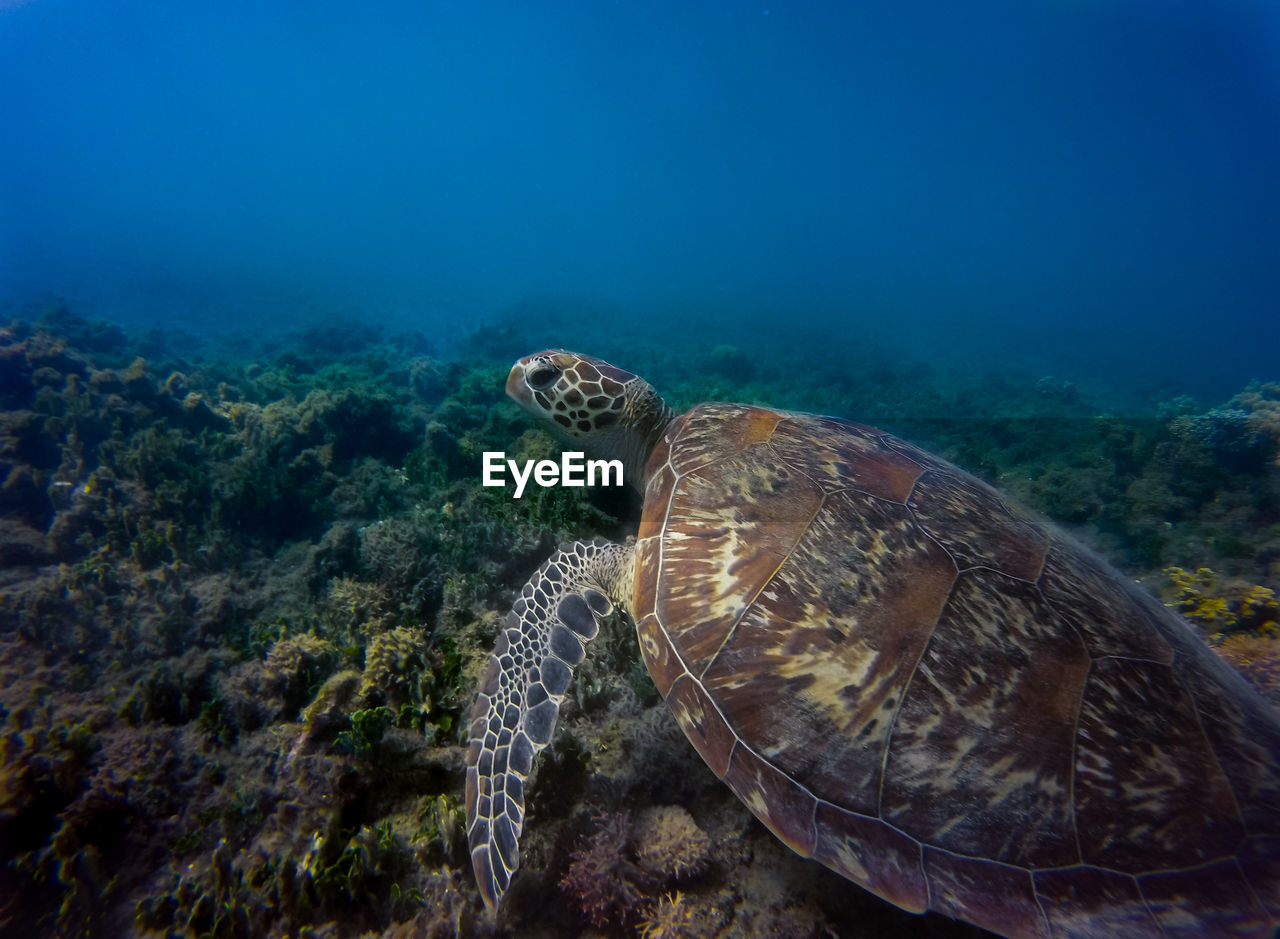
[2,0,1277,396]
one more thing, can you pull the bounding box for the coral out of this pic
[347,615,465,744]
[1168,409,1262,464]
[0,707,98,857]
[1165,567,1280,700]
[633,805,711,882]
[1214,635,1280,707]
[219,633,337,730]
[407,356,454,404]
[358,515,448,620]
[1165,567,1236,630]
[559,812,656,928]
[133,728,439,937]
[210,381,416,544]
[322,575,397,638]
[1228,381,1280,454]
[0,702,199,937]
[299,669,363,740]
[0,315,516,935]
[329,456,407,520]
[636,892,703,939]
[360,626,427,706]
[1164,567,1280,636]
[135,827,424,938]
[4,304,1278,937]
[119,648,236,728]
[1242,585,1280,632]
[267,633,338,693]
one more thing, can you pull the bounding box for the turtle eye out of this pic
[528,366,559,391]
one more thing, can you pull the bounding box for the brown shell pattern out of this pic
[633,403,1280,937]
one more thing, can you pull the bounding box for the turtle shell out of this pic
[630,403,1280,936]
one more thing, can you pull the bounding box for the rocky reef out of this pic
[1,301,1277,936]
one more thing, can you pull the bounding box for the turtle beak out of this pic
[506,361,531,405]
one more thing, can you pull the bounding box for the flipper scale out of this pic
[464,538,634,912]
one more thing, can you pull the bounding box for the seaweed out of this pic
[1,306,1277,936]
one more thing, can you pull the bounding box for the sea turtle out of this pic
[466,350,1280,935]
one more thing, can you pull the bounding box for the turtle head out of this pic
[507,350,673,492]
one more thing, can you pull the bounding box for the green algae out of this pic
[0,306,1277,936]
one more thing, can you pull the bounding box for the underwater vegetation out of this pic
[1,300,1278,936]
[1163,565,1279,636]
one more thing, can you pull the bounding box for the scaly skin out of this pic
[468,350,1280,935]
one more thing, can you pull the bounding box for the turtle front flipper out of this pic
[465,538,634,911]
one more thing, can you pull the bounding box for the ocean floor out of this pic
[1,300,1277,936]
